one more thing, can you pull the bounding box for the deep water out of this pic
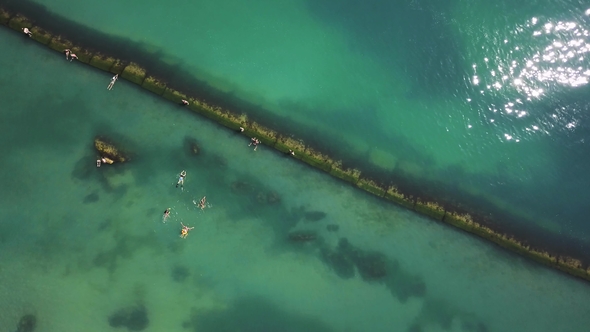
[2,0,590,331]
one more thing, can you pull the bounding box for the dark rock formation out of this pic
[94,136,129,163]
[288,231,317,243]
[326,224,339,232]
[304,211,327,222]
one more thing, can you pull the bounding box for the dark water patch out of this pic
[108,304,149,331]
[410,297,489,332]
[407,323,423,332]
[83,191,99,204]
[0,78,96,157]
[171,265,190,283]
[92,227,160,274]
[317,238,426,302]
[183,296,334,332]
[71,153,130,198]
[319,246,355,279]
[305,0,466,99]
[16,314,37,332]
[183,136,201,156]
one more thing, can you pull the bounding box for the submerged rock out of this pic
[94,137,129,163]
[108,305,149,331]
[16,314,36,332]
[267,191,281,204]
[184,137,200,156]
[320,247,355,279]
[304,211,326,222]
[326,224,339,232]
[288,230,317,243]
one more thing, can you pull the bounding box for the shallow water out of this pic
[1,25,590,332]
[8,0,589,256]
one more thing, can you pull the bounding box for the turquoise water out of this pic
[11,0,590,257]
[2,18,590,332]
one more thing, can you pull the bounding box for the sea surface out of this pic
[11,0,590,255]
[1,0,590,331]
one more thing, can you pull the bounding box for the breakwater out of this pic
[2,1,589,281]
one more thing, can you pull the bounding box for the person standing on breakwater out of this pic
[176,170,187,188]
[69,53,78,62]
[107,74,118,90]
[181,99,189,106]
[64,49,71,60]
[22,27,32,37]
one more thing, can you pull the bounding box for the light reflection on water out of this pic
[469,9,590,143]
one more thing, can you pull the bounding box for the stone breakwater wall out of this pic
[2,5,590,281]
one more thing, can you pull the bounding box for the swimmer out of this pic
[176,170,187,188]
[22,27,32,37]
[249,137,260,151]
[107,74,118,90]
[198,196,206,210]
[96,159,101,167]
[180,222,194,239]
[163,208,171,221]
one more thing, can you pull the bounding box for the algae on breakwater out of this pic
[2,4,590,282]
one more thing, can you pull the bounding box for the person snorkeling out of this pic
[163,208,171,221]
[198,196,206,210]
[176,170,187,188]
[180,222,194,239]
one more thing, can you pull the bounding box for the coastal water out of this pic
[2,18,590,332]
[11,0,590,257]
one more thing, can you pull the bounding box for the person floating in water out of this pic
[163,208,171,221]
[180,222,194,239]
[107,74,118,90]
[176,170,187,188]
[198,196,206,210]
[22,27,32,37]
[249,137,260,151]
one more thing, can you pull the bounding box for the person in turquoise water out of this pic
[180,222,194,239]
[107,74,118,90]
[176,170,187,188]
[163,208,171,222]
